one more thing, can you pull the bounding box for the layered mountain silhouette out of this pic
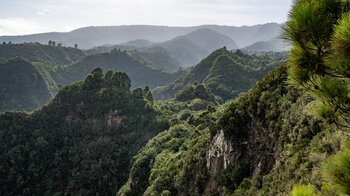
[0,23,282,49]
[154,48,286,101]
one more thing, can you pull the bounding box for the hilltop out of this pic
[154,48,287,101]
[0,43,86,66]
[0,44,183,112]
[156,29,238,66]
[118,64,342,195]
[0,57,52,111]
[57,50,182,89]
[0,69,170,195]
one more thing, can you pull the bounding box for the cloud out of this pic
[36,11,45,15]
[0,0,293,35]
[0,18,52,35]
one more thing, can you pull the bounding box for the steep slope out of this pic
[243,41,278,52]
[0,47,182,112]
[118,64,344,195]
[86,45,137,55]
[86,46,181,72]
[0,43,86,66]
[183,28,238,51]
[0,57,52,112]
[157,36,209,67]
[86,28,238,68]
[0,24,281,49]
[154,48,286,101]
[128,48,181,72]
[56,51,182,89]
[242,37,289,52]
[123,39,153,48]
[201,23,282,47]
[157,29,239,66]
[0,69,170,195]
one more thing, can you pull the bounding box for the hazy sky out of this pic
[0,0,293,36]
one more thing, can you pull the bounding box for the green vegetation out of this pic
[206,64,335,195]
[0,57,52,111]
[0,43,86,66]
[321,144,350,195]
[282,0,350,127]
[117,108,214,196]
[0,45,183,112]
[291,185,317,196]
[3,3,350,194]
[57,50,182,89]
[175,82,216,102]
[157,28,238,67]
[242,38,288,53]
[123,39,153,48]
[154,48,286,101]
[0,69,170,195]
[128,48,181,73]
[117,63,348,195]
[87,46,181,73]
[280,1,350,194]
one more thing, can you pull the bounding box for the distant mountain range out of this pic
[242,37,289,53]
[0,44,183,112]
[0,23,282,50]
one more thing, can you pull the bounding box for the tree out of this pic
[83,68,104,90]
[74,43,78,49]
[284,3,350,194]
[111,72,131,90]
[290,185,316,196]
[282,0,350,127]
[48,40,52,46]
[132,88,144,98]
[321,145,350,195]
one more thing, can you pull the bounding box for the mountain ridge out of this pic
[153,48,286,101]
[0,23,282,49]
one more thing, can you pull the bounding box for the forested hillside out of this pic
[3,0,350,195]
[87,29,239,67]
[242,38,288,53]
[0,57,52,111]
[127,49,181,73]
[118,1,350,195]
[118,64,345,195]
[0,69,171,195]
[0,43,86,66]
[156,29,239,66]
[0,45,183,112]
[56,50,182,89]
[154,48,287,101]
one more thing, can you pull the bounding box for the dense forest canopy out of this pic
[0,69,172,195]
[154,48,287,102]
[2,0,350,195]
[0,44,184,112]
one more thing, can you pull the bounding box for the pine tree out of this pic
[283,0,350,127]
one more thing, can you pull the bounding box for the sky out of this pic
[0,0,293,36]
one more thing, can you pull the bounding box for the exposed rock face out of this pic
[207,119,276,177]
[206,130,234,175]
[205,115,277,193]
[107,109,126,126]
